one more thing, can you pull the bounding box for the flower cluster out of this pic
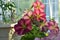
[14,0,59,40]
[33,0,46,22]
[14,18,32,35]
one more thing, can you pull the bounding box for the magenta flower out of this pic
[33,0,45,12]
[33,10,46,22]
[14,18,32,35]
[39,21,48,32]
[32,0,46,22]
[48,20,59,33]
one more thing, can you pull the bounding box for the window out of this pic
[59,0,60,26]
[0,0,35,22]
[42,0,59,23]
[0,0,59,23]
[12,0,35,20]
[43,0,50,21]
[0,7,2,21]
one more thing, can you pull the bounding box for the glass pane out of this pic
[43,0,50,21]
[58,0,60,27]
[45,4,50,16]
[13,0,35,20]
[52,0,59,23]
[43,0,58,22]
[0,7,2,21]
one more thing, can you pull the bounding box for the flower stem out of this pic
[27,6,33,12]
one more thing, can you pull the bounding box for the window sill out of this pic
[0,21,17,28]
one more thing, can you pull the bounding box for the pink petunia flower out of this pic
[33,0,45,12]
[45,21,59,40]
[14,18,32,35]
[39,21,48,32]
[48,20,59,34]
[33,10,46,22]
[22,10,33,19]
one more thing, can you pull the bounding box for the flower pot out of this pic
[34,37,41,40]
[34,37,46,40]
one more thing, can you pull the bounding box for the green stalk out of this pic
[27,5,33,12]
[2,9,6,22]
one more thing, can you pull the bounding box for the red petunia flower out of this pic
[33,0,45,12]
[14,18,32,35]
[33,10,46,22]
[48,20,59,33]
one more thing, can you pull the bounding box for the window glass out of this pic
[0,7,2,21]
[43,0,50,21]
[13,0,35,20]
[58,0,60,27]
[42,0,58,22]
[0,0,59,23]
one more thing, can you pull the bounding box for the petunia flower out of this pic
[14,18,32,35]
[48,20,59,34]
[22,9,33,19]
[33,0,45,12]
[33,10,46,22]
[46,20,59,40]
[39,21,48,32]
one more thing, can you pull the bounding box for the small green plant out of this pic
[0,0,16,23]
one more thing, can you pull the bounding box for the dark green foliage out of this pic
[21,24,46,40]
[4,2,16,10]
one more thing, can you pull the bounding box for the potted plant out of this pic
[14,0,59,40]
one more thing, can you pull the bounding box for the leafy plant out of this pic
[0,0,16,23]
[21,24,46,40]
[14,0,59,40]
